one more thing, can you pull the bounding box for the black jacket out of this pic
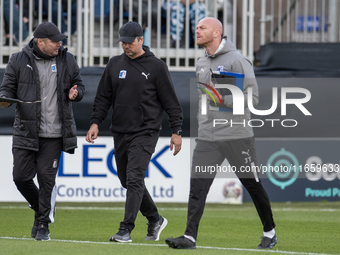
[0,39,85,154]
[91,45,182,134]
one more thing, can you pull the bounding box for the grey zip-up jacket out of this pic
[196,36,259,141]
[34,55,61,138]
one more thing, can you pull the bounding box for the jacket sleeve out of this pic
[69,54,85,102]
[90,61,114,126]
[0,54,18,100]
[223,57,259,109]
[155,62,183,133]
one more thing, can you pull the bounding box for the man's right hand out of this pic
[0,102,11,108]
[86,123,99,143]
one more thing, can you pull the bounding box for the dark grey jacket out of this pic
[0,39,85,154]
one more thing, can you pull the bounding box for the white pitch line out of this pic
[0,237,335,255]
[0,206,340,212]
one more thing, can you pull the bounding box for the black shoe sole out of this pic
[257,239,277,249]
[35,237,51,241]
[165,239,196,249]
[109,236,132,242]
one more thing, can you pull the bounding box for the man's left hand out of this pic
[170,134,182,156]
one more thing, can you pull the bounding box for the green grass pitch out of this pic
[1,201,340,255]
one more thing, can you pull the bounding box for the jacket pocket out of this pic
[112,104,144,132]
[13,119,31,138]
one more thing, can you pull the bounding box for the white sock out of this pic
[263,229,276,239]
[184,235,196,243]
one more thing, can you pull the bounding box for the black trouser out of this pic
[185,137,276,240]
[12,138,63,225]
[113,130,160,232]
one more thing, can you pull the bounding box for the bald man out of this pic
[165,17,277,250]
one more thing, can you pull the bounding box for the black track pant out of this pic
[12,138,62,225]
[113,130,160,231]
[185,137,276,240]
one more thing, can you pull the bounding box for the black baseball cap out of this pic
[34,22,67,42]
[117,21,143,43]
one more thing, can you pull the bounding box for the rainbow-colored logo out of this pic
[197,82,222,106]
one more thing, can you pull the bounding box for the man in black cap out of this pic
[86,21,183,242]
[0,21,84,241]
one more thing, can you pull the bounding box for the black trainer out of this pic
[110,228,132,242]
[165,236,196,249]
[31,212,39,238]
[35,224,50,241]
[144,216,168,241]
[257,235,277,249]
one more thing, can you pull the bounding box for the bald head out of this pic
[199,17,223,34]
[196,17,223,54]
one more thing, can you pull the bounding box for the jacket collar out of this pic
[206,36,237,58]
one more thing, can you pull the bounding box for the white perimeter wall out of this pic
[0,136,242,203]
